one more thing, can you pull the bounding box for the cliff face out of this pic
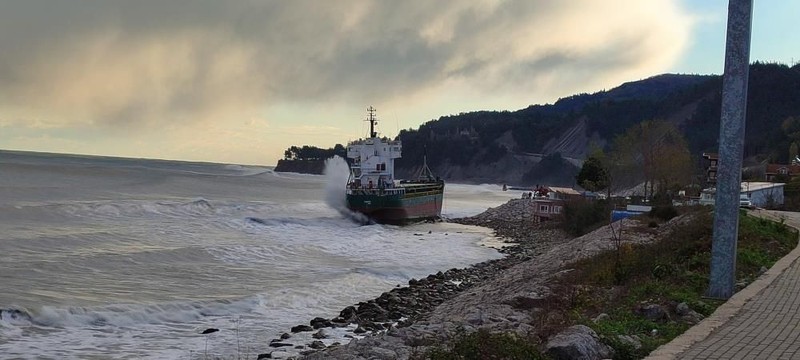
[274,159,325,174]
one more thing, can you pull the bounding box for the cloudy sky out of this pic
[0,0,796,165]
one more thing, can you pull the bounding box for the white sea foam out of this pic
[0,151,511,359]
[323,156,350,209]
[323,155,373,224]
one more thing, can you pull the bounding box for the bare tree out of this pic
[609,120,692,201]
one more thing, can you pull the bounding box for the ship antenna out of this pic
[423,145,428,169]
[366,106,378,138]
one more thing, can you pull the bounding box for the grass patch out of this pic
[413,328,547,360]
[548,208,797,359]
[415,209,796,360]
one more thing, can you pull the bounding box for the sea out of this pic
[0,150,521,359]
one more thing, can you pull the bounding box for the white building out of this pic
[741,182,784,208]
[700,182,785,208]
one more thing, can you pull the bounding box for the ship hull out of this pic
[346,182,444,225]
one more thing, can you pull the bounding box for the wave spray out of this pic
[324,156,371,224]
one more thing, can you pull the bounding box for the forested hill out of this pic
[394,62,800,186]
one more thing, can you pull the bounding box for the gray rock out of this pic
[290,324,313,333]
[676,302,690,316]
[680,310,705,325]
[268,340,292,348]
[639,304,669,322]
[309,340,326,349]
[545,325,614,360]
[312,328,328,339]
[616,334,642,350]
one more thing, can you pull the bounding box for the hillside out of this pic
[277,63,800,187]
[394,62,800,186]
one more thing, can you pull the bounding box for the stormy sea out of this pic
[0,150,519,359]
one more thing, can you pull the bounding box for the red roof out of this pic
[765,163,800,175]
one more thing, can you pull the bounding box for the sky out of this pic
[0,0,797,166]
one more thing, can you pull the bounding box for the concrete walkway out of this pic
[648,210,800,360]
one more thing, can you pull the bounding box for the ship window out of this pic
[381,163,386,171]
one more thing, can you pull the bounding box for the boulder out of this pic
[675,302,691,316]
[312,329,328,339]
[310,317,332,329]
[268,340,292,348]
[545,325,614,360]
[309,340,326,349]
[291,324,313,333]
[617,334,642,350]
[339,306,357,321]
[639,304,669,322]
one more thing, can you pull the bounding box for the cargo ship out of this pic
[345,107,444,224]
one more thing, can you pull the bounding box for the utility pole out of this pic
[707,0,753,299]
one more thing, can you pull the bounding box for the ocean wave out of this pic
[221,164,271,176]
[4,298,260,329]
[0,308,34,326]
[21,198,236,219]
[243,215,351,228]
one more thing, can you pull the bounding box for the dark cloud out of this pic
[0,0,691,128]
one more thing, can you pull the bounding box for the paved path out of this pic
[648,210,800,359]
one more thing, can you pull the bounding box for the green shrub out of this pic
[649,205,678,221]
[562,199,609,236]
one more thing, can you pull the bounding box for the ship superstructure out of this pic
[345,107,443,224]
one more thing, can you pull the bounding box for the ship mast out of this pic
[366,106,378,138]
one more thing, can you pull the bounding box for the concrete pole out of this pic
[707,0,753,299]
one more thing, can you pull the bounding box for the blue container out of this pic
[611,210,645,222]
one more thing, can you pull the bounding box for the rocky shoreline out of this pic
[258,199,668,359]
[254,199,573,359]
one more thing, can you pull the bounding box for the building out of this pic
[702,152,719,185]
[699,182,785,208]
[531,186,581,222]
[742,181,784,208]
[764,163,800,182]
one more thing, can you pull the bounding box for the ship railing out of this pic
[346,187,406,196]
[403,188,442,198]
